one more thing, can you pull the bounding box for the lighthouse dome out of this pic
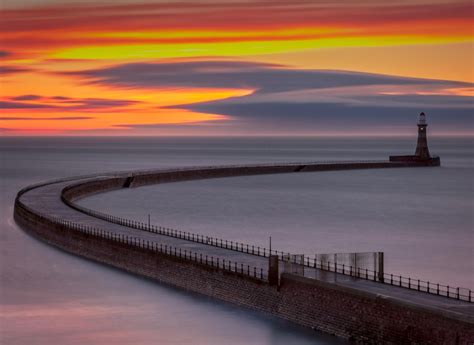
[418,112,426,125]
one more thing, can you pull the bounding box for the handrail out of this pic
[61,188,473,303]
[14,197,267,282]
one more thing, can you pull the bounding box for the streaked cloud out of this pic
[10,94,42,101]
[63,60,473,135]
[70,60,472,102]
[1,95,138,111]
[0,101,51,109]
[70,60,470,91]
[2,1,471,34]
[0,65,31,74]
[0,116,93,120]
[0,1,472,135]
[2,1,472,68]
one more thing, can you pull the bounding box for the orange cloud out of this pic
[0,1,472,135]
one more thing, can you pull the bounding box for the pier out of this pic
[14,158,473,344]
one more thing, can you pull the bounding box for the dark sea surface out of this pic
[1,136,473,344]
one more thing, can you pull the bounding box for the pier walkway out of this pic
[16,160,473,322]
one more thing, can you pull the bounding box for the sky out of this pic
[0,0,473,136]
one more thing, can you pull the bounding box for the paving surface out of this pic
[19,170,474,320]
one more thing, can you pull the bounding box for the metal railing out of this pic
[62,197,473,303]
[14,198,267,282]
[288,257,472,302]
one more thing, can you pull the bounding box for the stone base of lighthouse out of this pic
[389,155,440,166]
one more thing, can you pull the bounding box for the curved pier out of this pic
[14,159,473,344]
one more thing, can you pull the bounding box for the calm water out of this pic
[1,136,473,344]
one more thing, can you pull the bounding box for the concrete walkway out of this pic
[18,167,474,320]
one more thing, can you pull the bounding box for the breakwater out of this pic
[14,159,474,344]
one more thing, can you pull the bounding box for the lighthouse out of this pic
[414,112,430,159]
[389,112,440,166]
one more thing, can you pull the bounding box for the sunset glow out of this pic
[1,0,472,135]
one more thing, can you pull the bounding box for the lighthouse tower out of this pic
[414,112,430,159]
[389,112,440,165]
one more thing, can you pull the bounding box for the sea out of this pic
[1,136,472,345]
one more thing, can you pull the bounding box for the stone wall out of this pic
[62,176,127,201]
[277,275,473,344]
[63,161,435,202]
[14,198,474,344]
[389,155,441,166]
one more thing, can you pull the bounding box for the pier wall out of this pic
[61,176,127,200]
[14,162,474,344]
[63,161,436,202]
[129,161,439,188]
[390,155,441,165]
